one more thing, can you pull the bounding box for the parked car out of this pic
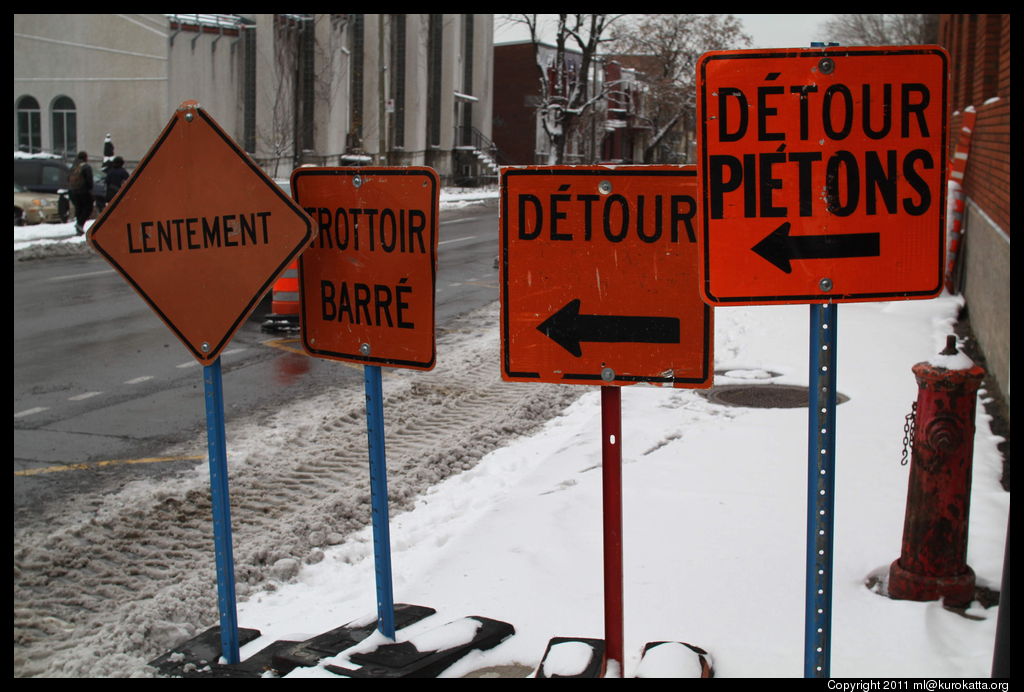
[93,171,108,213]
[13,156,72,222]
[14,181,66,225]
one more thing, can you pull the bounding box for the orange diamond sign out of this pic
[88,101,314,365]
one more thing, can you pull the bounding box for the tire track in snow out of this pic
[13,302,584,677]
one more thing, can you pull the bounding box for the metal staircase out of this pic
[455,126,503,185]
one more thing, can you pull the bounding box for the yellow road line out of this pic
[262,337,307,355]
[15,455,205,477]
[261,337,384,373]
[17,337,372,479]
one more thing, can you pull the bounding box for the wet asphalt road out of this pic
[13,199,500,522]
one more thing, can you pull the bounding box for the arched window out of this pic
[16,95,41,154]
[51,96,77,159]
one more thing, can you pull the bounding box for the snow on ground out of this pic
[13,189,1009,678]
[13,187,500,257]
[239,294,1007,679]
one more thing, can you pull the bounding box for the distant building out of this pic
[492,41,685,166]
[13,14,496,185]
[596,59,642,163]
[14,14,172,165]
[601,56,688,164]
[938,13,1011,406]
[492,41,546,165]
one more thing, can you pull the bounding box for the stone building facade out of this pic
[14,14,495,184]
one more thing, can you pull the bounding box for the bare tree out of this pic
[258,14,348,175]
[608,14,751,163]
[818,14,939,46]
[504,14,625,164]
[312,15,350,152]
[257,16,302,177]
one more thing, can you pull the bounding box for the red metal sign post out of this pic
[502,166,713,677]
[601,386,624,670]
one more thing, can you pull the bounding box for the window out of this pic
[40,162,65,187]
[427,15,443,147]
[16,96,41,154]
[350,14,364,146]
[390,14,406,149]
[460,15,474,146]
[51,96,77,159]
[242,24,257,153]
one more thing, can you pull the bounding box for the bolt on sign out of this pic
[500,166,713,388]
[696,46,949,305]
[88,101,314,365]
[292,168,439,370]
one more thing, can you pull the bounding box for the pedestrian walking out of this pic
[104,156,130,205]
[68,151,94,235]
[102,133,115,170]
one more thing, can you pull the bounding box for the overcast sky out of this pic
[736,14,833,48]
[494,14,834,49]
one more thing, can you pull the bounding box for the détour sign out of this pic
[500,165,712,388]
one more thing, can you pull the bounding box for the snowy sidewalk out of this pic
[233,295,1007,678]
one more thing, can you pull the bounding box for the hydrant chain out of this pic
[900,402,917,466]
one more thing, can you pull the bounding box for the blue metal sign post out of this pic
[364,364,397,639]
[290,169,440,645]
[697,43,947,678]
[85,101,315,670]
[203,357,241,665]
[805,303,838,677]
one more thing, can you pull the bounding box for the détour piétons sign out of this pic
[697,46,949,305]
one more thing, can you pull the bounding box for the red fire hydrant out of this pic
[888,335,986,608]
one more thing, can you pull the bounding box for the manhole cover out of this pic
[700,384,849,409]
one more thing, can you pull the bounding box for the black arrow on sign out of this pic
[752,222,881,274]
[537,299,681,357]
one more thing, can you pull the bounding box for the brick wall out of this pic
[493,42,543,165]
[959,98,1011,232]
[941,14,1011,234]
[939,13,1011,407]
